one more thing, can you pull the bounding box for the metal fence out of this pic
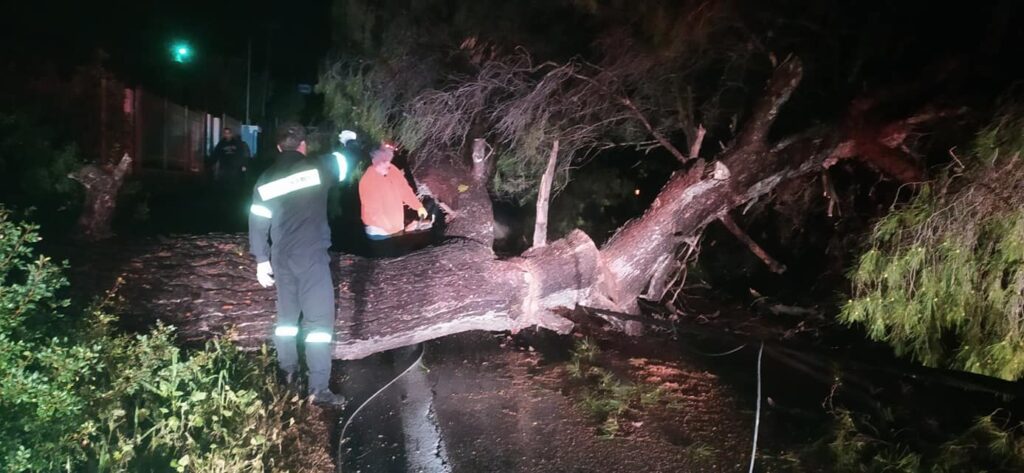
[13,61,264,175]
[23,65,260,176]
[132,87,244,173]
[78,71,256,174]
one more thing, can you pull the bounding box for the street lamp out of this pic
[171,41,193,63]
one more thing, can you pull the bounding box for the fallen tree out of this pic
[102,58,933,360]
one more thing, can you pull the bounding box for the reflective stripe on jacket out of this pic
[249,151,341,263]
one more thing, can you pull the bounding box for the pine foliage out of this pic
[841,102,1024,379]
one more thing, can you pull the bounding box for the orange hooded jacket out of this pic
[358,163,423,235]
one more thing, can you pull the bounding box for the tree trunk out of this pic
[595,58,817,311]
[113,231,596,360]
[110,132,831,359]
[416,139,495,246]
[532,139,559,248]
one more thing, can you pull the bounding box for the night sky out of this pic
[3,0,331,116]
[4,1,1022,122]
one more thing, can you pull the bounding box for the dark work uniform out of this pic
[211,137,251,188]
[249,149,347,393]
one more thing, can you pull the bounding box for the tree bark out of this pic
[112,231,596,360]
[596,58,816,311]
[532,139,559,248]
[416,139,495,246]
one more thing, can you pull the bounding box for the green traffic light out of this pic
[171,42,192,63]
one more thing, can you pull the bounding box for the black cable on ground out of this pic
[685,343,748,357]
[338,343,426,473]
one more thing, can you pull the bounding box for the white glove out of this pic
[256,261,275,288]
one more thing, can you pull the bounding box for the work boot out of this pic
[309,389,346,408]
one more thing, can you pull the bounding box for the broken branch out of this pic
[733,57,804,151]
[533,139,560,248]
[718,213,787,274]
[689,124,707,160]
[621,96,690,164]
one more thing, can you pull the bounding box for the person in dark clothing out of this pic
[249,123,347,406]
[211,127,251,188]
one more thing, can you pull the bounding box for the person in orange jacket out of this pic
[358,144,427,240]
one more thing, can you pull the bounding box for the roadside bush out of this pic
[841,101,1024,379]
[0,208,332,472]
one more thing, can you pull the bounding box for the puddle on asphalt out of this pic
[336,344,449,473]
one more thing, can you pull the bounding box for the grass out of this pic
[684,442,716,464]
[566,338,664,437]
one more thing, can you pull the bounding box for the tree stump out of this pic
[71,153,132,240]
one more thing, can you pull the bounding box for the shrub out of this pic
[841,102,1024,379]
[0,208,332,472]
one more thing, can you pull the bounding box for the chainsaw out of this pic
[403,212,435,233]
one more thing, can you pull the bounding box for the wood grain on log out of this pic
[114,231,598,360]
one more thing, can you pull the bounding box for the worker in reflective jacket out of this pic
[248,123,348,406]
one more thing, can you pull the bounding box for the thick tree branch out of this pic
[598,58,813,310]
[825,98,966,183]
[733,57,804,152]
[72,153,133,241]
[415,139,496,246]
